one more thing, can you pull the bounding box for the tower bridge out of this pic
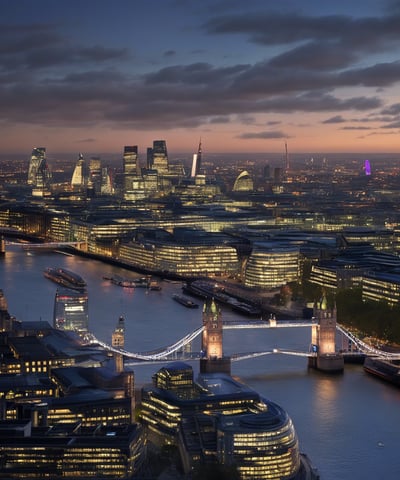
[89,302,400,369]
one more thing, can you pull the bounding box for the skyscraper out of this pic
[27,147,46,185]
[88,157,102,194]
[190,139,202,178]
[151,140,169,175]
[123,146,139,197]
[71,153,87,190]
[53,288,89,334]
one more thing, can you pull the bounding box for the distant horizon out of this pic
[1,149,399,163]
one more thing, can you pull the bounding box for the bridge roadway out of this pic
[14,241,86,250]
[87,320,400,365]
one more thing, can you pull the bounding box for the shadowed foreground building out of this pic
[0,420,145,478]
[140,362,319,479]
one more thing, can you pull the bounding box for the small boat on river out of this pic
[172,293,199,308]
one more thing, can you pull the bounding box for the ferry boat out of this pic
[44,267,86,291]
[363,356,400,387]
[172,293,199,308]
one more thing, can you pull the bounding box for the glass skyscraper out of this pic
[151,140,169,174]
[27,147,46,185]
[53,288,89,333]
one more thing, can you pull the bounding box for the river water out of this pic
[1,246,399,480]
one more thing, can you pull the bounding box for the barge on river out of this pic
[172,293,199,308]
[363,356,400,387]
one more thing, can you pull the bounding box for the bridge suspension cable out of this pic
[87,321,400,362]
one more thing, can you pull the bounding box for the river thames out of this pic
[1,245,399,479]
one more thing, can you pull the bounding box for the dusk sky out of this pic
[2,0,400,156]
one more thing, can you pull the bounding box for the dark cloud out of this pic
[381,103,400,115]
[204,11,400,52]
[76,138,96,143]
[323,115,346,124]
[238,131,288,139]
[381,120,400,128]
[341,126,372,130]
[0,24,128,73]
[269,41,357,71]
[0,7,399,135]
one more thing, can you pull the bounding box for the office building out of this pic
[244,242,299,289]
[190,139,202,178]
[123,145,140,199]
[140,363,304,479]
[71,153,87,190]
[53,288,89,334]
[150,140,169,175]
[88,156,102,194]
[119,230,239,277]
[27,147,46,185]
[0,420,145,479]
[27,147,51,196]
[232,170,254,192]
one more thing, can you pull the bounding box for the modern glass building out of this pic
[71,153,87,190]
[151,140,169,175]
[119,240,239,277]
[53,288,89,333]
[244,242,299,289]
[140,363,305,479]
[27,147,46,185]
[233,170,254,192]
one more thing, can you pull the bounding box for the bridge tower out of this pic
[112,316,125,373]
[200,298,231,374]
[309,294,344,372]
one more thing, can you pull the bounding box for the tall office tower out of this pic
[32,155,52,196]
[151,140,169,174]
[71,153,87,189]
[100,166,114,195]
[146,147,153,169]
[27,147,46,185]
[123,146,140,196]
[53,288,89,334]
[190,139,202,178]
[284,140,289,174]
[89,157,102,193]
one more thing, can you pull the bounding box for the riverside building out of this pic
[119,227,240,277]
[53,287,89,333]
[140,362,316,479]
[244,242,300,289]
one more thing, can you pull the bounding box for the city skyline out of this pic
[1,0,400,154]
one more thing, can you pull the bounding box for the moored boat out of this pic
[44,267,86,291]
[172,293,199,308]
[148,280,162,291]
[363,356,400,386]
[106,275,136,288]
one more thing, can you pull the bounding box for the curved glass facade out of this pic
[244,243,299,289]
